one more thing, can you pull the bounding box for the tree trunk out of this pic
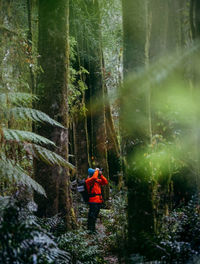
[84,0,109,199]
[105,84,121,184]
[69,1,90,179]
[35,0,75,227]
[70,0,110,199]
[122,0,154,255]
[26,0,35,93]
[194,0,200,37]
[73,114,90,179]
[149,0,168,60]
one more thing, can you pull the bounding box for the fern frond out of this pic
[26,144,75,170]
[3,128,56,146]
[9,107,65,128]
[0,92,38,107]
[0,157,46,196]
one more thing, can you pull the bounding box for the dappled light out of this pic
[1,0,200,263]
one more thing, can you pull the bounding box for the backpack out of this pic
[77,179,101,203]
[77,179,89,203]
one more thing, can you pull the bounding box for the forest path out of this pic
[95,219,121,264]
[78,202,124,263]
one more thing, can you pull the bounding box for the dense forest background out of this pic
[1,0,200,263]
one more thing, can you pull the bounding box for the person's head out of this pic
[88,168,95,177]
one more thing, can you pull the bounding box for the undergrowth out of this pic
[157,195,200,263]
[0,185,128,264]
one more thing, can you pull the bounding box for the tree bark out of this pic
[84,0,109,199]
[73,114,90,179]
[70,0,110,199]
[122,0,155,254]
[69,1,90,179]
[104,84,121,184]
[35,0,75,227]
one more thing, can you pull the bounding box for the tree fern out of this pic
[0,91,75,196]
[3,128,56,147]
[28,144,75,170]
[8,107,65,128]
[0,155,46,196]
[0,92,38,108]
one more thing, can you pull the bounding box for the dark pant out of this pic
[87,203,101,232]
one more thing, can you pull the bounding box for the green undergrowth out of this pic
[0,196,70,264]
[0,186,128,264]
[156,195,200,263]
[100,188,128,260]
[130,195,200,263]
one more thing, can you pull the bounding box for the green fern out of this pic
[0,92,38,108]
[0,155,46,196]
[8,107,65,128]
[29,144,75,170]
[0,91,75,196]
[3,128,56,147]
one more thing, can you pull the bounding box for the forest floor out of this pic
[78,199,161,264]
[96,220,119,264]
[77,203,122,264]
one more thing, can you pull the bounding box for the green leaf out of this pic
[28,144,75,170]
[0,157,46,196]
[0,92,38,107]
[3,128,56,146]
[9,107,65,128]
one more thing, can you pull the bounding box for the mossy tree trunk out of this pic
[70,0,120,199]
[190,0,200,39]
[35,0,75,228]
[73,114,90,179]
[84,0,109,199]
[105,89,121,185]
[122,0,155,255]
[69,1,90,180]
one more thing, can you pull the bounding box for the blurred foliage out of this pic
[121,39,200,259]
[122,42,200,205]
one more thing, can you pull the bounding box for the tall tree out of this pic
[84,0,109,199]
[122,0,154,254]
[190,0,200,39]
[69,0,90,179]
[70,0,122,198]
[35,0,75,227]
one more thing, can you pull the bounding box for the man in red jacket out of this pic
[85,168,108,233]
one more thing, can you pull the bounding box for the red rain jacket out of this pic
[85,170,108,203]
